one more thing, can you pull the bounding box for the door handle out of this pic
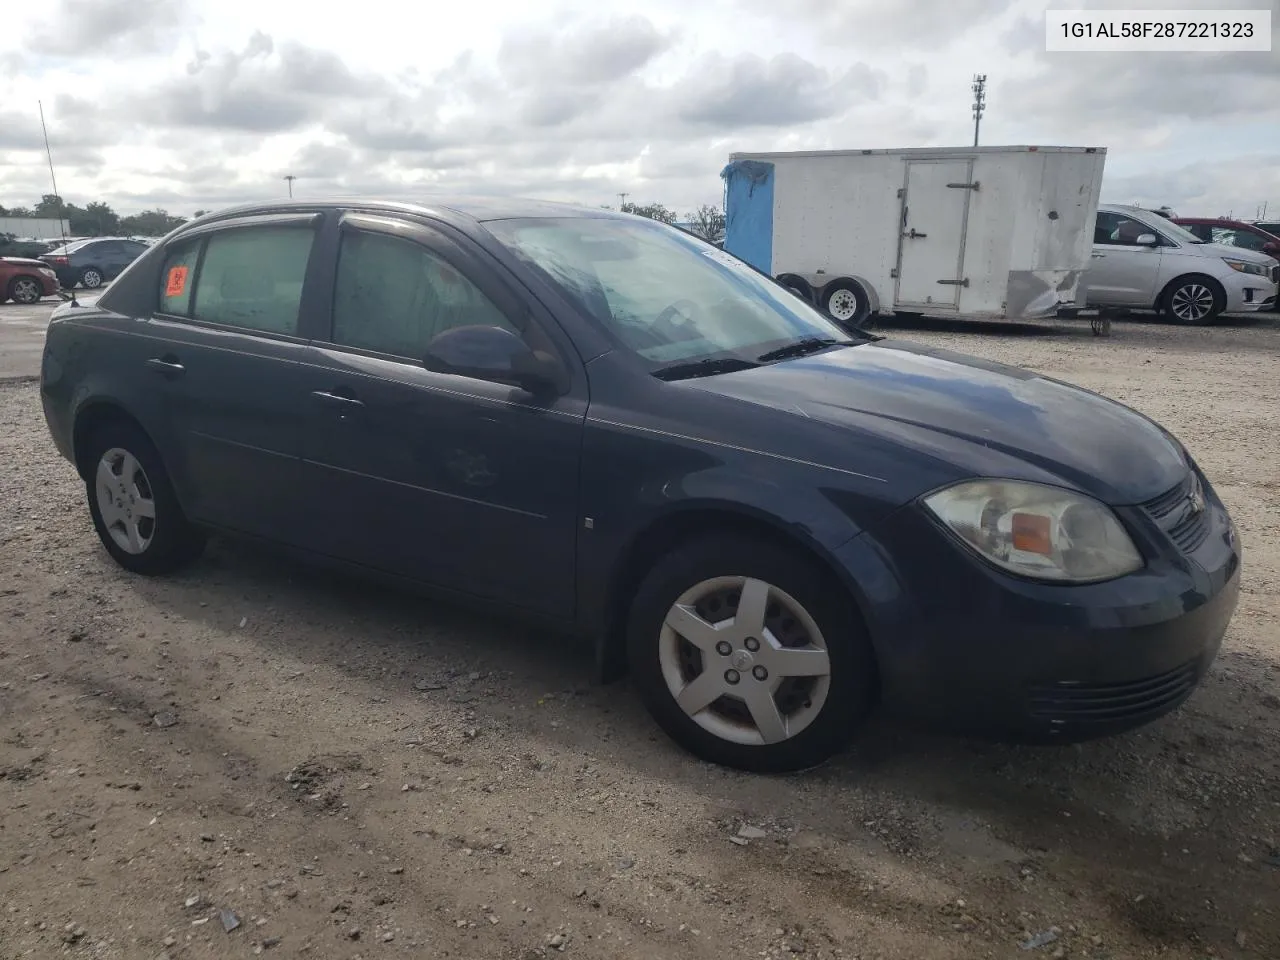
[1091,253,1106,259]
[905,228,927,239]
[310,390,365,410]
[145,357,185,378]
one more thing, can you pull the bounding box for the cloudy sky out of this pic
[1,0,1277,219]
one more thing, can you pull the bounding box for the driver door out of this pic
[295,213,586,618]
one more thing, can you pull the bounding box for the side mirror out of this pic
[423,325,569,396]
[1136,233,1159,247]
[1263,242,1280,256]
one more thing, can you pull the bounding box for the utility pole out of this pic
[971,74,987,147]
[284,175,297,198]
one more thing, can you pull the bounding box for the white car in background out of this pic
[1084,204,1279,324]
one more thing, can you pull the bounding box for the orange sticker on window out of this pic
[165,265,189,297]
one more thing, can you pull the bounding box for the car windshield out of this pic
[486,216,858,371]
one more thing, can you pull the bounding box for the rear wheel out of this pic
[626,535,876,773]
[7,276,42,304]
[80,267,104,289]
[822,280,871,330]
[83,420,205,574]
[1160,275,1224,325]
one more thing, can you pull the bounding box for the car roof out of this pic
[1172,217,1258,227]
[195,195,626,226]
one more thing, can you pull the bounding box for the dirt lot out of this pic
[1,314,1278,960]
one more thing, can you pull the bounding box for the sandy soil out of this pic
[1,313,1278,960]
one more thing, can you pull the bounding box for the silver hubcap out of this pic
[95,448,157,554]
[1171,283,1214,322]
[659,577,832,746]
[13,278,39,303]
[827,289,859,321]
[83,270,102,288]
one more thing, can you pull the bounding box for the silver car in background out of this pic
[1084,204,1278,324]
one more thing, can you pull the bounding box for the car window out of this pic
[1211,227,1266,251]
[1094,212,1157,247]
[190,226,315,335]
[331,229,520,359]
[157,239,202,316]
[1182,223,1212,242]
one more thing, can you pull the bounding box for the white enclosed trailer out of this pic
[721,145,1106,325]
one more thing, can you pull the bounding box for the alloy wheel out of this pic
[94,447,157,555]
[1170,283,1215,323]
[658,576,832,746]
[10,278,40,304]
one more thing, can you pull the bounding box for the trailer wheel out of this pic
[822,280,871,330]
[776,274,813,304]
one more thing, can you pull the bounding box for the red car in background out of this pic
[1172,217,1280,256]
[0,256,61,305]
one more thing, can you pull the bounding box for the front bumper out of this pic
[1223,272,1278,312]
[841,471,1241,742]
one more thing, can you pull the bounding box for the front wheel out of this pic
[84,420,206,574]
[1161,276,1224,325]
[7,276,43,304]
[626,535,876,773]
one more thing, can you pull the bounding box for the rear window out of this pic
[190,226,315,335]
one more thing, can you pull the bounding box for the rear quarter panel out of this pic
[41,311,182,486]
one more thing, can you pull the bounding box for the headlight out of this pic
[923,480,1142,583]
[1223,258,1268,278]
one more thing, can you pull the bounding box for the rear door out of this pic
[293,212,586,618]
[141,213,326,543]
[895,159,974,310]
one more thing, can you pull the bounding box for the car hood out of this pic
[687,340,1188,505]
[1191,242,1277,266]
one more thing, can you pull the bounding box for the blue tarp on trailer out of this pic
[720,160,774,274]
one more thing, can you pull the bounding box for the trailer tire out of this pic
[821,279,871,330]
[776,274,813,304]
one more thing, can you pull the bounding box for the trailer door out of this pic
[894,159,974,310]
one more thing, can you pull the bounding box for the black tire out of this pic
[7,275,43,304]
[80,267,104,289]
[821,279,871,330]
[83,419,205,574]
[626,534,876,773]
[776,274,813,304]
[1159,275,1224,325]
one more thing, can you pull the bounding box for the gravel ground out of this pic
[1,313,1278,960]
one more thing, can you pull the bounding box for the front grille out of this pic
[1141,472,1209,553]
[1027,661,1199,726]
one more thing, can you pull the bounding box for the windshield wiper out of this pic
[755,337,849,363]
[651,357,759,381]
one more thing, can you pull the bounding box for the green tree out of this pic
[688,204,726,242]
[119,209,188,236]
[3,207,35,218]
[81,201,121,236]
[620,201,678,225]
[34,194,64,217]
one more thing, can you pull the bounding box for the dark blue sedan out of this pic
[39,197,1241,772]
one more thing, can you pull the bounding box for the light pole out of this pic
[971,75,987,147]
[284,175,297,198]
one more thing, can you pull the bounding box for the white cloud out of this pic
[1,0,1277,219]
